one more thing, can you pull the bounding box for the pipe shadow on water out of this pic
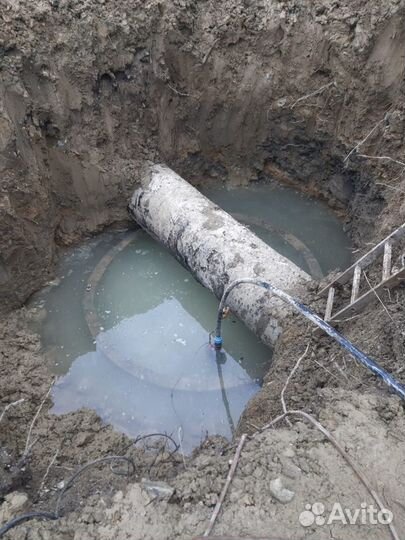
[215,350,236,436]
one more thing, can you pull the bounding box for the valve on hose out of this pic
[214,336,223,351]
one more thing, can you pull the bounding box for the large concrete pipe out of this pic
[128,164,311,347]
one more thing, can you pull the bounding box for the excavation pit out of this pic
[28,180,351,452]
[1,3,405,537]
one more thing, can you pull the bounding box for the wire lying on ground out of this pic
[0,456,135,538]
[120,432,179,455]
[0,374,174,534]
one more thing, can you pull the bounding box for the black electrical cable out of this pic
[214,277,405,400]
[54,456,135,517]
[0,512,57,537]
[0,456,135,538]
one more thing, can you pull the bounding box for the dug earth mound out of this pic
[1,0,405,538]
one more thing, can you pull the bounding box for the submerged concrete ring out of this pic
[231,212,323,280]
[82,231,252,392]
[82,216,322,391]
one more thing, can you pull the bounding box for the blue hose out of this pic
[214,278,405,400]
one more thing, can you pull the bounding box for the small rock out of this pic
[282,462,301,480]
[282,446,296,458]
[204,493,218,507]
[269,477,295,504]
[0,492,29,522]
[141,479,174,500]
[280,456,301,479]
[241,493,254,506]
[253,467,263,479]
[6,492,28,511]
[113,490,124,502]
[74,432,94,447]
[93,509,104,523]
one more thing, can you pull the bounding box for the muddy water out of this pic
[29,182,352,452]
[201,182,352,277]
[30,231,270,451]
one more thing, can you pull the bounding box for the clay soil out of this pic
[1,0,405,538]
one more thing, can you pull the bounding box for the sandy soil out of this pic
[2,386,404,539]
[1,0,405,538]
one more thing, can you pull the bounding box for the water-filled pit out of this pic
[29,181,352,452]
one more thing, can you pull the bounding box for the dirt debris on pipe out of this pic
[129,164,311,347]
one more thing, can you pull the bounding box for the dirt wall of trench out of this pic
[1,0,405,313]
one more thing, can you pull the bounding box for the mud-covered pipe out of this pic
[129,164,311,347]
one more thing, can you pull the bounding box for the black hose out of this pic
[214,278,405,400]
[0,512,57,537]
[54,456,135,517]
[0,456,135,538]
